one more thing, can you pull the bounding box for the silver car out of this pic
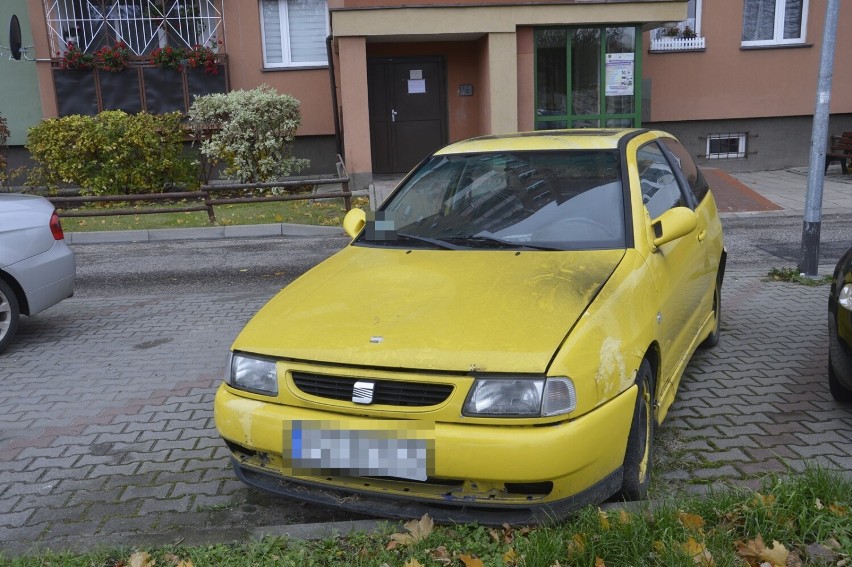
[0,194,76,353]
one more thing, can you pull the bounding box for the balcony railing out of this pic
[650,36,706,52]
[43,0,222,56]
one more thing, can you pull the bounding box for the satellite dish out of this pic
[9,15,22,60]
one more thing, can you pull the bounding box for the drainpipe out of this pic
[326,34,343,159]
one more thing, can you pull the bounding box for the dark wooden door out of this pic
[368,57,447,174]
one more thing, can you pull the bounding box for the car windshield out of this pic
[361,150,625,251]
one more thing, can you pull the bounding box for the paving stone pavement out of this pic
[1,266,851,557]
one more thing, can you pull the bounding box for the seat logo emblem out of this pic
[353,381,375,404]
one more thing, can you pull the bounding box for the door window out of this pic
[637,143,689,220]
[659,138,710,203]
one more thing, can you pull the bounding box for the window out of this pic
[260,0,328,68]
[659,138,710,203]
[650,0,705,52]
[706,133,747,159]
[637,143,689,220]
[742,0,807,46]
[43,0,222,56]
[534,26,641,130]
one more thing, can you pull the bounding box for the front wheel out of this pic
[0,279,21,354]
[828,359,852,403]
[701,276,722,349]
[619,359,655,501]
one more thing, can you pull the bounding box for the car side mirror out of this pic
[343,208,366,238]
[652,206,698,248]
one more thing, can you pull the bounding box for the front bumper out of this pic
[215,382,637,523]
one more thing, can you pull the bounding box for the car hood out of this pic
[233,245,625,373]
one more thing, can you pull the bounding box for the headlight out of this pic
[226,352,279,395]
[839,284,852,311]
[463,376,576,417]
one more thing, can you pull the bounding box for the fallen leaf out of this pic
[595,557,606,567]
[403,559,424,567]
[388,514,434,547]
[736,535,789,567]
[829,503,848,517]
[129,551,155,567]
[459,553,485,567]
[678,511,706,533]
[618,509,631,524]
[598,508,611,531]
[567,533,586,556]
[682,537,715,566]
[503,548,519,565]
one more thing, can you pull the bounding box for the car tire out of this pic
[0,278,21,354]
[828,359,852,403]
[620,359,654,501]
[701,276,722,349]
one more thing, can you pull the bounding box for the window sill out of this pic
[649,37,706,52]
[740,42,813,51]
[262,65,329,72]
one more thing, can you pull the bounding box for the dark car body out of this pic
[829,247,852,402]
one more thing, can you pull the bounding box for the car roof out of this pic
[434,128,646,155]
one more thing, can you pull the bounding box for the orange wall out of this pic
[517,26,535,132]
[366,41,484,142]
[223,2,334,135]
[643,0,852,122]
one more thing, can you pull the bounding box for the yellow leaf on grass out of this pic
[388,514,434,547]
[567,533,587,556]
[595,557,606,567]
[678,511,706,532]
[459,553,485,567]
[403,559,425,567]
[829,503,849,517]
[129,551,155,567]
[736,535,789,567]
[618,509,631,524]
[682,537,715,566]
[598,508,611,531]
[503,548,519,564]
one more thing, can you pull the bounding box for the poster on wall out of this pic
[605,53,634,96]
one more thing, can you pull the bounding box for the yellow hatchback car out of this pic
[214,129,726,524]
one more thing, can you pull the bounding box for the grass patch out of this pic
[59,197,370,233]
[767,267,833,286]
[2,466,849,566]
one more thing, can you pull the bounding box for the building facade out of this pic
[7,0,852,189]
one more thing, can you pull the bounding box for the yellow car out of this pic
[214,129,726,524]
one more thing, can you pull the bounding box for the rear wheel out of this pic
[828,359,852,403]
[620,359,654,501]
[701,277,722,349]
[0,279,20,354]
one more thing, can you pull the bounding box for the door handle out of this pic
[391,109,398,123]
[698,229,707,242]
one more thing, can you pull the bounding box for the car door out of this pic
[636,141,711,392]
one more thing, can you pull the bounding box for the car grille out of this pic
[291,372,454,407]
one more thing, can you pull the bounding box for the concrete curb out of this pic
[65,222,345,244]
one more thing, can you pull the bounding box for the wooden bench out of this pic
[825,131,852,174]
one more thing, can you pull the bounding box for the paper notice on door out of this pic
[408,79,426,94]
[410,69,423,80]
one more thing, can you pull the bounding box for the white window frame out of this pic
[706,133,747,160]
[741,0,808,47]
[649,0,705,52]
[260,0,329,69]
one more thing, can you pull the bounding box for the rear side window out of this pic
[659,138,710,203]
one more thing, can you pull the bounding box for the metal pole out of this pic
[799,0,840,276]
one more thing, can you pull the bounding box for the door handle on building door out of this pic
[391,109,398,123]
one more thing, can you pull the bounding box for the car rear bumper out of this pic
[5,240,75,315]
[215,382,637,522]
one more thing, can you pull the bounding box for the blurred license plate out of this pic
[284,420,433,481]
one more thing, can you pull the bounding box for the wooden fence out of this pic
[47,161,353,223]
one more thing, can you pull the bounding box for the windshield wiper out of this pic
[393,232,461,250]
[445,235,561,251]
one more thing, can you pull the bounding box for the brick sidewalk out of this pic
[1,269,850,556]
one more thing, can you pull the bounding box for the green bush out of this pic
[26,111,197,195]
[188,85,309,183]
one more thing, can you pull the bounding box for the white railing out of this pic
[42,0,222,56]
[650,36,706,52]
